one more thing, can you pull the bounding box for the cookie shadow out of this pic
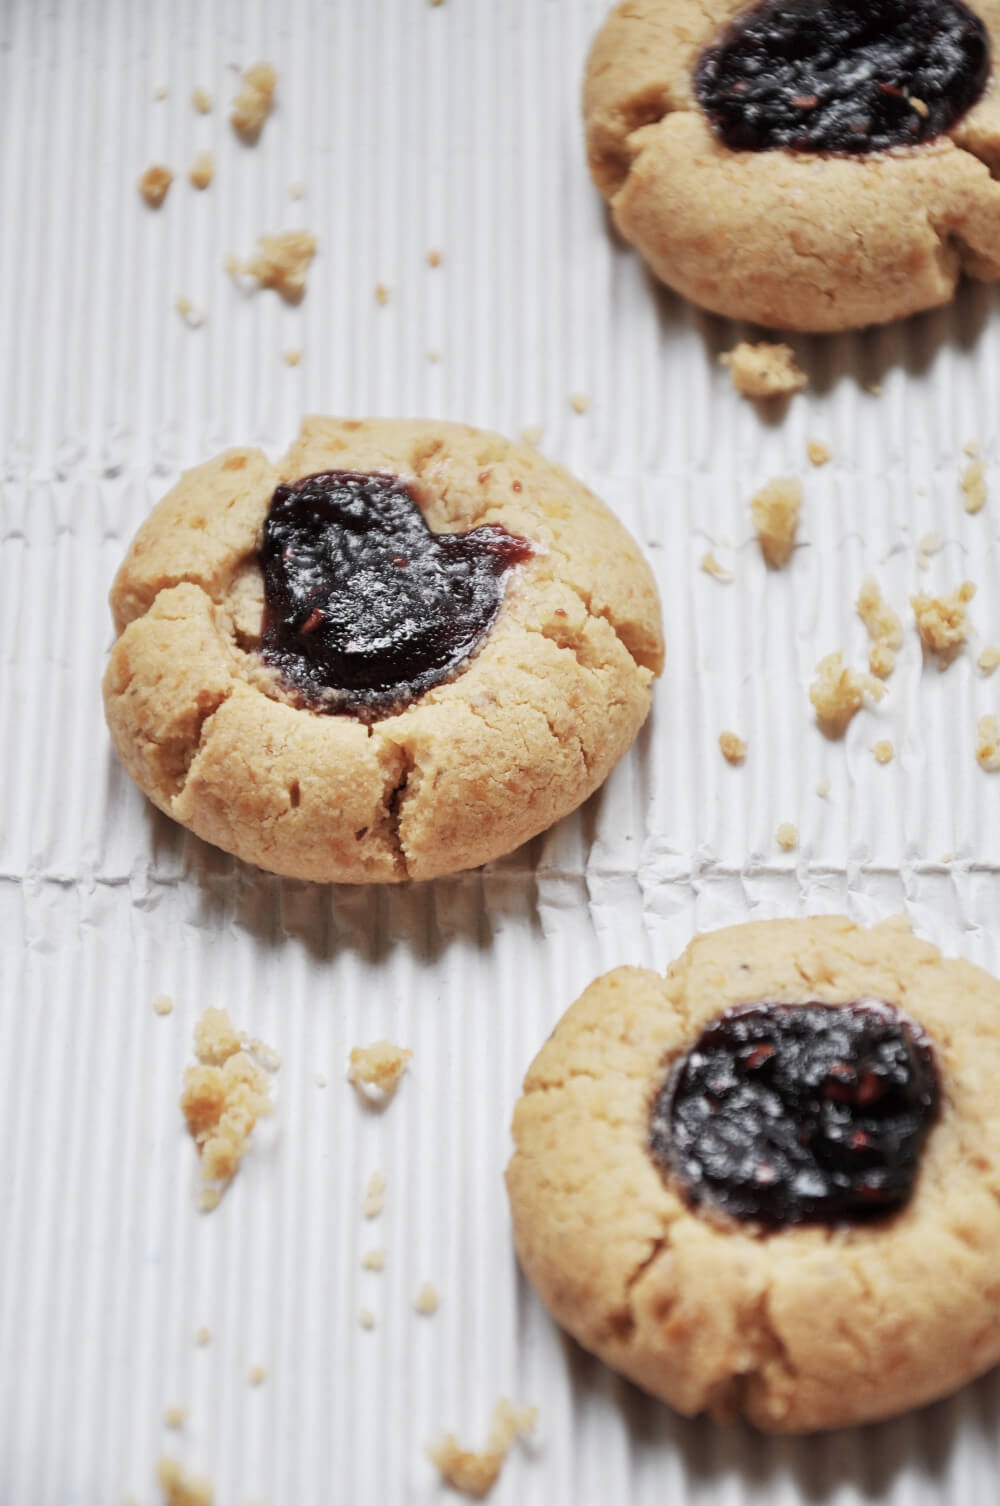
[562,1327,995,1499]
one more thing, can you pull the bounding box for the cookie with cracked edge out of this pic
[506,916,1000,1432]
[103,417,664,883]
[583,0,1000,331]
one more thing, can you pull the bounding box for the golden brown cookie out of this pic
[103,418,663,883]
[584,0,1000,330]
[506,916,1000,1431]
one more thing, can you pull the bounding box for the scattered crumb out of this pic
[520,424,544,447]
[810,652,885,738]
[720,340,806,399]
[872,739,895,765]
[815,777,831,797]
[189,150,214,190]
[228,231,317,302]
[807,439,832,467]
[375,282,391,306]
[315,1072,328,1088]
[175,296,206,329]
[427,248,444,267]
[348,1041,412,1104]
[138,164,173,208]
[156,1456,212,1506]
[359,1308,376,1331]
[192,87,212,113]
[428,1400,538,1501]
[865,380,882,396]
[153,994,174,1017]
[248,1366,267,1386]
[977,715,1000,771]
[283,348,302,367]
[751,476,803,568]
[430,0,446,6]
[415,1282,440,1316]
[427,349,442,363]
[180,1008,277,1211]
[916,531,941,570]
[231,62,277,143]
[153,84,168,101]
[718,731,747,765]
[961,459,987,515]
[964,439,980,458]
[911,582,976,667]
[289,180,306,200]
[569,392,589,414]
[978,645,1000,675]
[856,576,903,679]
[362,1249,386,1272]
[247,1037,281,1073]
[700,550,734,584]
[164,1407,187,1430]
[776,822,798,851]
[910,95,930,119]
[363,1171,386,1219]
[195,1327,212,1347]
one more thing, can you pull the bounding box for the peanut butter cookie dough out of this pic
[104,418,663,883]
[584,0,1000,330]
[507,916,1000,1432]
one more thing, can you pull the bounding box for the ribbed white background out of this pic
[2,1,1000,1502]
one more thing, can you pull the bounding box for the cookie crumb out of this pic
[362,1249,386,1272]
[164,1406,187,1429]
[283,348,302,367]
[175,296,206,329]
[247,1037,281,1073]
[865,380,882,396]
[348,1041,412,1103]
[751,477,803,568]
[138,164,173,208]
[359,1307,376,1331]
[856,576,903,679]
[248,1366,266,1386]
[810,652,885,738]
[189,150,214,190]
[156,1456,213,1506]
[231,62,277,142]
[427,349,442,363]
[776,822,798,851]
[195,1326,212,1347]
[428,1400,537,1500]
[718,731,747,765]
[910,95,930,118]
[153,994,174,1017]
[375,282,391,306]
[569,392,589,414]
[180,1008,277,1211]
[721,340,806,399]
[872,739,894,765]
[228,231,317,302]
[192,87,212,113]
[807,439,832,467]
[363,1170,386,1219]
[427,248,444,267]
[978,645,1000,675]
[964,439,980,458]
[700,550,733,584]
[153,84,168,101]
[916,531,941,570]
[415,1281,440,1316]
[520,424,544,447]
[961,459,987,515]
[976,715,1000,771]
[289,180,306,200]
[911,582,976,667]
[815,777,831,797]
[315,1072,327,1088]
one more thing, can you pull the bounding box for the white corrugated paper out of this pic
[2,1,1000,1502]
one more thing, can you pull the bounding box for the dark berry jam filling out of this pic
[258,470,534,719]
[650,1000,939,1226]
[695,0,990,155]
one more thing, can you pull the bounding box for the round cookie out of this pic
[584,0,1000,331]
[506,916,1000,1431]
[103,417,664,883]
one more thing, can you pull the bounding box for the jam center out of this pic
[258,470,533,719]
[695,0,990,155]
[650,1000,939,1226]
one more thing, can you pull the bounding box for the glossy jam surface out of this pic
[259,470,533,718]
[651,1000,939,1226]
[695,0,990,155]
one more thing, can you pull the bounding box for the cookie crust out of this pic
[103,418,663,883]
[506,917,1000,1431]
[583,0,1000,330]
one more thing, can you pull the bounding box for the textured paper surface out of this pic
[2,1,1000,1502]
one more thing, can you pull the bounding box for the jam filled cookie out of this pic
[103,418,663,883]
[584,0,1000,330]
[506,917,1000,1431]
